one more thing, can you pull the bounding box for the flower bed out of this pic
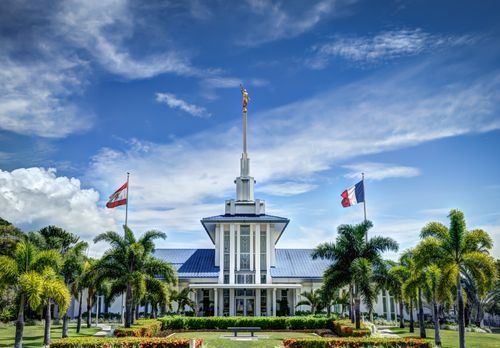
[160,316,333,330]
[49,337,202,348]
[114,319,162,337]
[283,337,432,348]
[332,319,371,337]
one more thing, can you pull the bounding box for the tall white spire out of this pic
[235,85,254,201]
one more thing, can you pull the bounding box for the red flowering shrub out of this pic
[283,337,432,348]
[49,337,202,348]
[114,319,162,337]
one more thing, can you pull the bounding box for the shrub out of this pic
[114,319,162,337]
[49,337,202,348]
[332,319,371,337]
[159,316,332,330]
[283,337,432,348]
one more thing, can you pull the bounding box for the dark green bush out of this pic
[159,316,332,330]
[49,337,202,348]
[283,337,432,348]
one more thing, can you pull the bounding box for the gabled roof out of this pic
[153,248,329,280]
[271,249,330,279]
[153,249,219,278]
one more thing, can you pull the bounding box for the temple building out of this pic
[153,98,330,316]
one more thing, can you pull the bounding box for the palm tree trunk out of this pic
[457,275,466,348]
[354,297,361,330]
[433,299,442,347]
[62,312,69,338]
[399,300,405,328]
[14,294,25,348]
[76,291,83,333]
[409,298,415,333]
[349,284,354,323]
[86,294,92,328]
[418,288,426,338]
[144,302,149,319]
[43,301,51,346]
[125,282,133,328]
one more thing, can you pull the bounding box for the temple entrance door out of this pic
[235,289,255,316]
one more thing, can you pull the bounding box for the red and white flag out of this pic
[106,182,128,208]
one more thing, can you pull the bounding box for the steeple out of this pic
[235,85,255,201]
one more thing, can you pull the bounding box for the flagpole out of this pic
[362,172,367,241]
[125,172,130,227]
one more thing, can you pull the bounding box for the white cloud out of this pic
[88,61,500,241]
[259,182,318,196]
[343,162,420,181]
[241,0,343,46]
[156,93,211,118]
[56,0,200,79]
[307,28,477,68]
[0,50,93,138]
[0,0,206,138]
[0,168,116,241]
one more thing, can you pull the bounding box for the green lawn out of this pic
[390,327,500,348]
[0,323,100,348]
[173,331,317,348]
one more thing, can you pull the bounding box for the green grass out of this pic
[0,322,100,348]
[389,326,500,348]
[173,331,317,348]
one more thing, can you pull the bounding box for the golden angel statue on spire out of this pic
[240,84,250,112]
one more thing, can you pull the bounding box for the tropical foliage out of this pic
[0,240,70,348]
[93,225,177,327]
[283,337,432,348]
[416,209,497,348]
[49,337,203,348]
[312,220,398,329]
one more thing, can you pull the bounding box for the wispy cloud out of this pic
[0,0,211,137]
[241,0,346,46]
[200,77,269,100]
[343,162,420,181]
[259,182,318,196]
[307,28,477,68]
[156,93,211,118]
[88,59,500,238]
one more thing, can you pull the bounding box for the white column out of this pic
[266,223,271,284]
[229,224,235,284]
[255,289,261,316]
[229,289,235,316]
[219,224,224,284]
[266,289,271,316]
[214,289,218,317]
[236,224,241,271]
[250,224,254,271]
[272,288,277,316]
[255,224,261,284]
[290,289,295,315]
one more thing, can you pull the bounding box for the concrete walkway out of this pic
[93,323,112,337]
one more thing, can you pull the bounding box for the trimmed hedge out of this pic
[49,337,202,348]
[283,337,432,348]
[114,319,162,337]
[332,319,371,337]
[160,316,332,330]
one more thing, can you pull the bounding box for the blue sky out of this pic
[0,0,499,258]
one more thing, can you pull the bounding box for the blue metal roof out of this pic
[272,249,330,279]
[201,214,289,223]
[153,249,219,278]
[153,248,329,280]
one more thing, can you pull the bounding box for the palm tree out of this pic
[373,260,406,328]
[0,241,65,348]
[40,268,71,346]
[312,221,398,329]
[93,225,177,327]
[170,288,196,314]
[296,289,324,314]
[317,286,349,316]
[417,209,497,348]
[401,248,428,338]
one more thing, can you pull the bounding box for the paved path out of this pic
[93,323,112,337]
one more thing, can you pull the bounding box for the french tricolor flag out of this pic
[341,180,365,207]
